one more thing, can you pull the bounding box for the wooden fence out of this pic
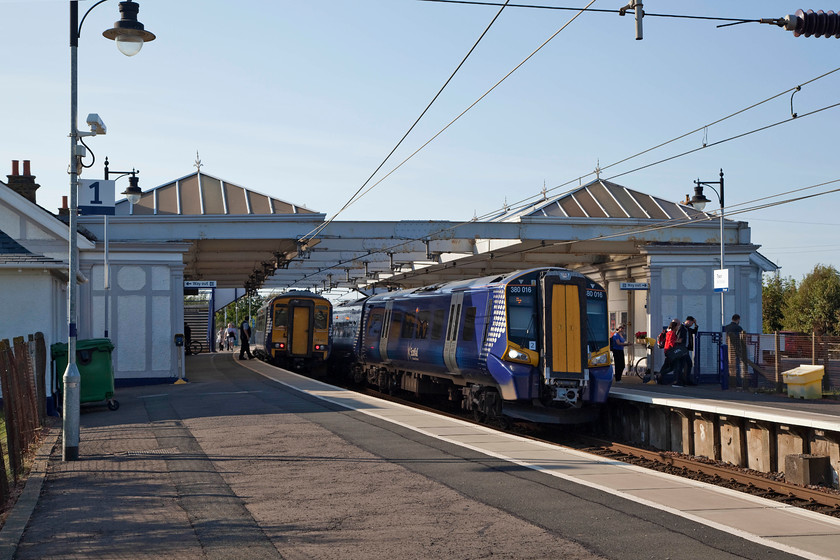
[0,332,49,508]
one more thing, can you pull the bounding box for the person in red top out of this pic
[658,320,682,383]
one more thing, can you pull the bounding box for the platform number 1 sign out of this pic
[78,179,116,215]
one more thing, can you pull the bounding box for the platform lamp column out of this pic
[103,158,141,337]
[689,169,726,385]
[65,0,155,462]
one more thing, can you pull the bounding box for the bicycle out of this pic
[631,337,655,381]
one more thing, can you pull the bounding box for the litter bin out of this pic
[51,338,119,411]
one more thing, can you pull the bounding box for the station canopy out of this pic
[81,169,731,295]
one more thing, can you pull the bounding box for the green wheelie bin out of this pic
[51,338,119,411]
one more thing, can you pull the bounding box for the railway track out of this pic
[297,367,840,518]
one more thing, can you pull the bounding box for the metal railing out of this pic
[694,331,840,391]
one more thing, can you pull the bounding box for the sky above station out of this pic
[1,0,839,282]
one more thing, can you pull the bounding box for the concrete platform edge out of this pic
[0,424,60,560]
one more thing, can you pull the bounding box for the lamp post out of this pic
[65,1,155,461]
[688,169,725,332]
[102,158,140,337]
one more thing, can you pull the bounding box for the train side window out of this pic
[462,307,477,342]
[430,309,445,340]
[274,306,288,328]
[389,311,403,339]
[416,310,430,339]
[367,313,382,338]
[400,312,416,339]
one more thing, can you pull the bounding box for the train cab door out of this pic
[443,292,464,374]
[289,300,314,357]
[540,271,586,381]
[379,301,394,362]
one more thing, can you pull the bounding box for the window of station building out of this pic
[314,307,328,330]
[416,310,430,339]
[274,306,288,328]
[462,307,477,342]
[430,309,445,340]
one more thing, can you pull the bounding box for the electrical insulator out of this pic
[787,9,840,38]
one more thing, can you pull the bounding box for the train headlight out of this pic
[588,346,611,367]
[502,343,538,366]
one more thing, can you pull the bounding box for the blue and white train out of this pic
[331,267,613,424]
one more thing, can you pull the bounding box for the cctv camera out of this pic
[85,113,107,136]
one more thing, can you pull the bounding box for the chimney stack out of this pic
[6,159,40,204]
[59,195,70,217]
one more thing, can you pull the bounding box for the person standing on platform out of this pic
[724,314,745,387]
[659,320,682,384]
[226,322,237,350]
[239,316,254,360]
[672,315,697,386]
[610,325,630,382]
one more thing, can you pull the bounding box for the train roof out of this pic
[367,267,592,303]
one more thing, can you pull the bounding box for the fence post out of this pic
[0,339,21,482]
[812,331,816,366]
[774,331,782,392]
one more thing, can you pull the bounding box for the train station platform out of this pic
[2,354,839,560]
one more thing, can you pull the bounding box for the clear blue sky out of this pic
[2,1,838,281]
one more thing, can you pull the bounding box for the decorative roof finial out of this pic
[595,159,601,179]
[194,150,203,173]
[541,180,548,200]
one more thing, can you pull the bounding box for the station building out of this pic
[1,160,776,388]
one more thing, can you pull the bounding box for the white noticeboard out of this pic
[78,179,115,215]
[714,269,729,292]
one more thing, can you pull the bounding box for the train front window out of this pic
[586,298,609,351]
[274,306,288,328]
[314,307,328,330]
[507,285,537,348]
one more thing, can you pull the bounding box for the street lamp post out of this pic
[65,0,154,461]
[689,169,727,388]
[688,169,726,330]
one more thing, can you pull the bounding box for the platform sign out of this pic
[78,179,115,215]
[619,282,650,290]
[184,281,216,288]
[714,269,729,292]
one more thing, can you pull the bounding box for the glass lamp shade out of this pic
[116,35,144,56]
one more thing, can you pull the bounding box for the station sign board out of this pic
[619,282,650,290]
[184,281,216,288]
[78,179,115,215]
[714,269,729,292]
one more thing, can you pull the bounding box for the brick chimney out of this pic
[6,160,40,204]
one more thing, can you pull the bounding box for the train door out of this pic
[289,300,314,357]
[443,292,464,373]
[379,301,394,362]
[540,271,586,380]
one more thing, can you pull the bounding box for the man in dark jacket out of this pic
[239,316,254,360]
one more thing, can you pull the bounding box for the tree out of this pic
[762,273,795,333]
[782,264,840,336]
[214,292,265,333]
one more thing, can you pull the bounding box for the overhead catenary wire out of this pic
[300,0,599,236]
[419,0,758,25]
[287,177,840,290]
[298,0,514,244]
